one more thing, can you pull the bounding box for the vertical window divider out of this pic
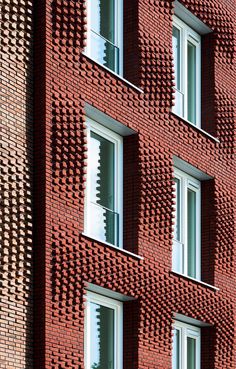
[183,27,188,122]
[183,176,188,276]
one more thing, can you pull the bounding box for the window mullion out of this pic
[196,187,201,280]
[86,0,91,56]
[86,126,91,236]
[183,28,188,121]
[183,327,187,369]
[183,177,188,276]
[196,40,201,126]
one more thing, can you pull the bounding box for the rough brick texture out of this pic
[0,0,33,368]
[34,0,235,369]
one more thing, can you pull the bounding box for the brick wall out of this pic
[0,1,33,368]
[34,0,236,369]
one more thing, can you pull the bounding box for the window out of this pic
[172,168,201,279]
[86,0,123,75]
[85,118,123,247]
[85,291,123,369]
[173,321,201,369]
[172,16,201,126]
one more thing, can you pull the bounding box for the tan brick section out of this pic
[0,1,33,368]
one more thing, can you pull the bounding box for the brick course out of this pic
[0,0,33,368]
[32,0,235,368]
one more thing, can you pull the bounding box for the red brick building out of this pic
[1,0,235,368]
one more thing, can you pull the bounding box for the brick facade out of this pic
[0,1,33,368]
[34,0,235,368]
[1,0,235,368]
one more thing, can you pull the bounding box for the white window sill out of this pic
[171,271,220,291]
[171,112,220,143]
[81,52,144,94]
[82,232,144,260]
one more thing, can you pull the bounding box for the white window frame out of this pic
[173,168,201,280]
[172,15,201,127]
[86,0,123,76]
[84,291,123,369]
[84,117,123,248]
[173,320,201,369]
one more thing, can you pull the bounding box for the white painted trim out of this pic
[84,291,123,369]
[85,0,123,76]
[85,117,123,248]
[173,320,201,369]
[173,168,201,280]
[172,16,201,127]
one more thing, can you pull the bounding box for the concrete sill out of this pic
[171,112,220,143]
[81,53,144,94]
[81,233,144,260]
[171,271,220,291]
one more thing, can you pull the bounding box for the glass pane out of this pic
[91,0,115,43]
[88,202,119,246]
[187,189,197,278]
[90,302,115,369]
[174,89,184,117]
[187,41,197,124]
[174,178,180,241]
[90,31,119,73]
[172,329,180,369]
[173,239,184,274]
[187,337,196,369]
[90,131,115,211]
[172,27,180,90]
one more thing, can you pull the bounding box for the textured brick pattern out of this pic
[0,0,33,368]
[34,0,235,368]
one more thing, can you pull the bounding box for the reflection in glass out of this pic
[91,0,115,43]
[173,239,184,274]
[90,31,119,73]
[90,132,115,210]
[187,41,196,124]
[172,27,181,90]
[187,189,196,278]
[89,0,119,73]
[89,131,119,246]
[172,329,180,369]
[187,337,196,369]
[90,303,115,369]
[88,203,119,246]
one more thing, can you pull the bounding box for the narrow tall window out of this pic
[86,0,123,75]
[172,168,201,279]
[85,292,123,369]
[173,321,200,369]
[85,118,123,247]
[172,16,201,126]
